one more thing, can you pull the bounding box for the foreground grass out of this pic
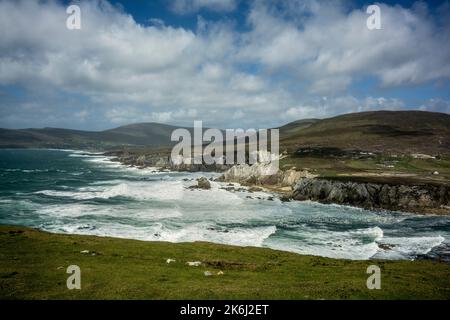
[1,226,450,300]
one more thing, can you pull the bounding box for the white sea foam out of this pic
[84,156,122,167]
[37,203,106,218]
[181,181,245,205]
[47,221,277,247]
[68,153,95,158]
[96,182,183,200]
[374,235,445,260]
[161,224,277,246]
[3,168,56,173]
[4,149,449,261]
[265,226,384,260]
[77,153,175,177]
[36,180,184,201]
[65,150,103,155]
[37,203,182,220]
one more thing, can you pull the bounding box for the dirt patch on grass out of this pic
[203,260,270,271]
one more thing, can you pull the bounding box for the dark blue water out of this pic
[1,149,450,261]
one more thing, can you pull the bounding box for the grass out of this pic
[1,226,450,300]
[279,111,450,157]
[280,155,450,183]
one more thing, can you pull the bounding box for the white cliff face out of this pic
[249,150,279,164]
[224,150,281,180]
[224,163,278,181]
[223,162,317,187]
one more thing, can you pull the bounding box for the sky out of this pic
[0,0,449,130]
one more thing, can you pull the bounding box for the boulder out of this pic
[197,177,211,189]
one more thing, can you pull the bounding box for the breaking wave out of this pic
[1,149,449,261]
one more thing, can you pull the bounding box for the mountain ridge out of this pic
[1,110,449,155]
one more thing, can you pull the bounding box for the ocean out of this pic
[1,149,449,261]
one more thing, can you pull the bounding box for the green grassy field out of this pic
[280,154,450,183]
[1,226,450,300]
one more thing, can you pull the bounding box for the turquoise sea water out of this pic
[1,149,450,261]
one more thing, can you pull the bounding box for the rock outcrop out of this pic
[195,177,211,190]
[108,150,450,215]
[220,163,317,187]
[292,178,450,214]
[187,177,212,190]
[107,151,231,172]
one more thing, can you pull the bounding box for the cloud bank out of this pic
[0,0,449,130]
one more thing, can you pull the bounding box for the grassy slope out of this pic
[280,155,450,184]
[1,226,450,300]
[277,112,450,184]
[3,110,449,154]
[280,111,450,156]
[0,123,187,149]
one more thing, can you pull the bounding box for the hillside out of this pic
[280,111,450,156]
[276,111,450,186]
[1,111,449,156]
[0,123,189,149]
[1,226,449,299]
[278,119,319,137]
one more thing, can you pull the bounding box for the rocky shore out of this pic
[292,178,450,215]
[108,151,450,215]
[106,150,231,172]
[218,164,450,215]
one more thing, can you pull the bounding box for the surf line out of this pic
[180,304,214,318]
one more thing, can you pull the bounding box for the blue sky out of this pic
[0,0,449,130]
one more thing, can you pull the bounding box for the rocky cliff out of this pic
[108,150,231,172]
[292,178,450,214]
[218,163,450,214]
[109,150,450,215]
[219,163,317,187]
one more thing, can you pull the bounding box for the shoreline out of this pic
[1,225,450,300]
[107,150,450,216]
[2,147,449,215]
[5,148,449,261]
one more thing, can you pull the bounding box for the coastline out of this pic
[1,225,450,300]
[1,149,449,299]
[2,147,448,215]
[107,150,450,216]
[1,148,448,262]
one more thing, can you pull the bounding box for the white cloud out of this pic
[241,1,450,93]
[420,98,450,114]
[0,0,448,130]
[280,96,406,121]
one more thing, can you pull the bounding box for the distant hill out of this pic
[279,111,450,155]
[278,119,319,136]
[0,123,189,149]
[1,111,449,155]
